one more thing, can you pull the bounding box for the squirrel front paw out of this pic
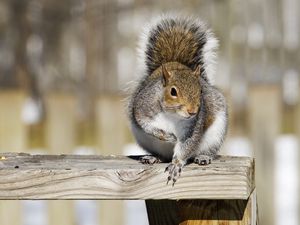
[194,155,212,165]
[165,158,183,186]
[153,129,177,142]
[140,155,162,164]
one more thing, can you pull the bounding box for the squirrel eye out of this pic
[170,87,177,97]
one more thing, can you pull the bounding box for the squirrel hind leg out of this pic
[140,155,162,164]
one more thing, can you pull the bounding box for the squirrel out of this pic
[127,15,228,185]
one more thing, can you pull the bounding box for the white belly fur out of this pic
[148,113,175,135]
[132,113,194,161]
[149,112,193,140]
[131,122,174,161]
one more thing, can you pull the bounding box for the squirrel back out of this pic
[138,15,218,84]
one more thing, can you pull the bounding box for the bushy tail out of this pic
[138,14,218,84]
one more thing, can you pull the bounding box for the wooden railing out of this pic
[0,153,257,225]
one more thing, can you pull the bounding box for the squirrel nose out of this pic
[187,109,197,116]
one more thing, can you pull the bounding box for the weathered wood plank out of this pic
[0,153,254,200]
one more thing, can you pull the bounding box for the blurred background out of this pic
[0,0,299,225]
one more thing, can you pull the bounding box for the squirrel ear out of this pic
[162,64,171,86]
[193,65,201,77]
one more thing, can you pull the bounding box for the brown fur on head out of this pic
[161,64,201,118]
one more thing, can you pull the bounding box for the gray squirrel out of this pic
[127,15,228,185]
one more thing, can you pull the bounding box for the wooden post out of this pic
[146,190,257,225]
[248,85,280,225]
[45,93,77,225]
[95,95,127,155]
[0,91,27,152]
[0,200,22,225]
[0,91,26,225]
[45,93,76,154]
[95,95,127,225]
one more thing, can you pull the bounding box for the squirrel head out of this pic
[161,64,201,119]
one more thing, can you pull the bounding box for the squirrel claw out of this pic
[166,176,171,185]
[165,160,183,186]
[194,155,212,165]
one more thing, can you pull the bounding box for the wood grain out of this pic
[0,153,254,200]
